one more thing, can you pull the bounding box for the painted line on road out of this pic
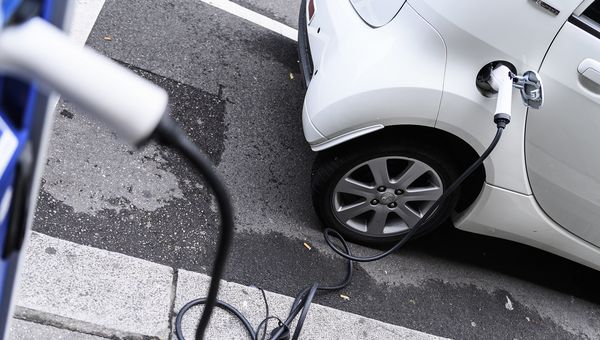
[68,0,106,46]
[200,0,298,41]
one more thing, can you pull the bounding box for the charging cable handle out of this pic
[0,17,168,145]
[488,64,513,127]
[0,18,231,339]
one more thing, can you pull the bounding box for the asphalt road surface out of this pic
[32,0,600,339]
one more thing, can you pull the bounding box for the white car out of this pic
[298,0,600,271]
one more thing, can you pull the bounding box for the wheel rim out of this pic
[331,156,444,238]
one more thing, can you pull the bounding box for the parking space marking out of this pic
[69,0,106,46]
[200,0,298,41]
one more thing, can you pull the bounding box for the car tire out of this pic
[311,134,460,245]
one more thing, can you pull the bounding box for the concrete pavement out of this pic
[9,231,448,339]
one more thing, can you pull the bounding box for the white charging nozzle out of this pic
[488,64,514,126]
[0,17,168,145]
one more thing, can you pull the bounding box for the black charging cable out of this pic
[157,110,506,339]
[174,224,354,340]
[267,234,354,340]
[151,113,352,340]
[151,114,234,340]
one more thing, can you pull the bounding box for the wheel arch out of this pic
[318,124,485,214]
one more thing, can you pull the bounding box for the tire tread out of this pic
[310,132,461,245]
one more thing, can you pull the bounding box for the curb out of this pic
[10,232,447,340]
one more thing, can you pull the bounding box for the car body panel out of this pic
[454,183,600,272]
[303,1,446,149]
[526,19,600,248]
[409,0,581,194]
[349,0,405,28]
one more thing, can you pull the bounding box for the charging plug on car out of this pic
[476,62,544,127]
[488,64,514,126]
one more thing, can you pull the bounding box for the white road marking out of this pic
[200,0,298,41]
[71,0,298,44]
[68,0,106,46]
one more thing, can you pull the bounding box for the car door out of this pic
[526,1,600,248]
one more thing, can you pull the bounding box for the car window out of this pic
[582,1,600,24]
[569,1,600,39]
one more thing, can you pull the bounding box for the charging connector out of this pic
[488,64,514,126]
[0,17,168,145]
[477,62,544,128]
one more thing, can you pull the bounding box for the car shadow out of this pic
[398,219,600,305]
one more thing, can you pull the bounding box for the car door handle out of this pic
[578,58,600,85]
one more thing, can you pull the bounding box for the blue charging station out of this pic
[0,0,72,337]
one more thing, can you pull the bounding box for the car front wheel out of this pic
[311,136,460,245]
